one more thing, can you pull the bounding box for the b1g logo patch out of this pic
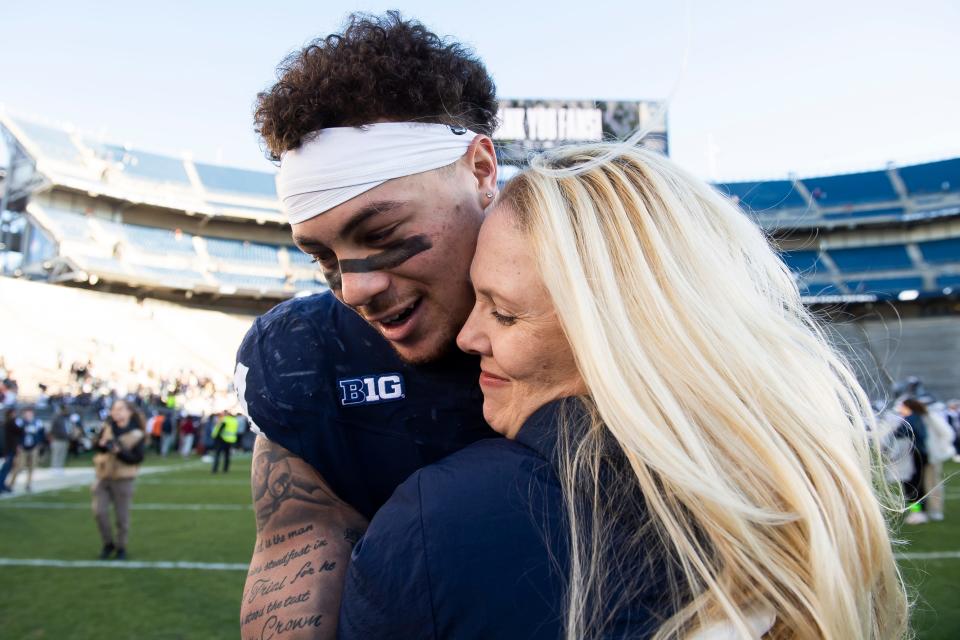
[338,373,406,407]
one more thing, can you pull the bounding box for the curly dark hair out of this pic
[254,11,498,161]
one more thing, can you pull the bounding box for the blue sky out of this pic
[2,0,957,180]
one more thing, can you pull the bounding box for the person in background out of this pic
[50,405,72,475]
[946,399,960,462]
[211,412,237,473]
[148,411,164,455]
[92,398,145,560]
[178,414,196,458]
[897,399,928,524]
[0,408,20,493]
[68,412,84,459]
[159,411,176,457]
[7,407,45,493]
[900,398,955,523]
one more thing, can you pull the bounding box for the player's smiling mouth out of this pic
[374,297,424,340]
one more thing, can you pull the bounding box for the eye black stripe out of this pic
[338,235,432,273]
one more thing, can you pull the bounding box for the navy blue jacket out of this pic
[235,291,497,520]
[338,400,673,639]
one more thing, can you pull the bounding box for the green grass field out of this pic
[0,454,957,639]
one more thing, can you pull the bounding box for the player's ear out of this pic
[465,135,498,198]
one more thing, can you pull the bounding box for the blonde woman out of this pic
[339,144,908,639]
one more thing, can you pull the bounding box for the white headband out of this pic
[276,122,480,224]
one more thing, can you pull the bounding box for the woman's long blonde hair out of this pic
[499,144,908,639]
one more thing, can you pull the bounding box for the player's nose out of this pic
[339,271,391,309]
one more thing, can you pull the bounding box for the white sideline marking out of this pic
[0,558,248,571]
[0,501,250,511]
[137,478,249,486]
[895,551,960,560]
[0,462,207,499]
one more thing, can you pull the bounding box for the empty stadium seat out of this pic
[205,237,279,265]
[800,171,897,206]
[716,180,807,212]
[936,274,960,290]
[917,236,960,265]
[779,250,823,275]
[898,158,960,196]
[214,272,287,290]
[101,144,192,185]
[41,208,94,241]
[292,278,328,291]
[133,265,206,288]
[287,248,316,266]
[123,224,196,255]
[798,282,840,296]
[821,207,904,219]
[827,244,914,272]
[194,162,277,198]
[845,276,925,295]
[80,256,128,275]
[14,118,85,166]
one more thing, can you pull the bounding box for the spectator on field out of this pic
[0,408,20,493]
[946,399,960,462]
[68,412,85,459]
[878,407,915,490]
[178,414,196,458]
[49,405,72,475]
[160,410,176,457]
[900,398,955,524]
[92,398,145,560]
[1,377,17,407]
[7,407,45,493]
[146,411,164,455]
[211,412,238,473]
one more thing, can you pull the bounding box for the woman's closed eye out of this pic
[492,310,517,326]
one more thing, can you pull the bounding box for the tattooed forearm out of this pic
[243,437,367,640]
[251,439,339,533]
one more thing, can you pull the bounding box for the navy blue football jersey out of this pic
[234,291,496,520]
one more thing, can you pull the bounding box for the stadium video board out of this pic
[493,99,668,165]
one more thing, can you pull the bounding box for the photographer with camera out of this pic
[92,398,145,560]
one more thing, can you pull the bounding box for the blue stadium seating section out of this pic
[287,248,316,266]
[845,276,925,295]
[936,274,960,290]
[716,180,807,211]
[779,250,822,275]
[898,158,960,196]
[827,244,914,272]
[14,119,84,166]
[205,237,279,265]
[798,282,840,296]
[214,272,288,290]
[101,144,191,185]
[81,257,127,275]
[800,170,897,206]
[917,237,960,265]
[292,279,328,291]
[822,207,903,219]
[43,208,93,240]
[713,158,959,226]
[134,266,207,287]
[123,224,196,256]
[195,163,277,198]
